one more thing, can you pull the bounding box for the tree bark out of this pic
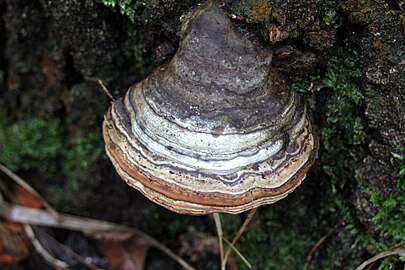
[0,0,403,269]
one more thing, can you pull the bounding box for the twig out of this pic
[303,220,345,270]
[145,235,195,270]
[354,249,405,270]
[0,163,60,220]
[97,79,115,102]
[222,237,252,269]
[84,77,115,102]
[392,241,405,249]
[33,227,104,270]
[0,202,195,270]
[222,207,257,269]
[365,261,375,270]
[24,224,69,269]
[213,212,225,270]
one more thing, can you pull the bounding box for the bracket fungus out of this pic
[103,0,319,215]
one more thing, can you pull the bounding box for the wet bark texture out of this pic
[0,0,403,269]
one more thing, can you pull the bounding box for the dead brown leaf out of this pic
[91,230,135,242]
[14,186,42,209]
[0,221,29,264]
[98,234,150,270]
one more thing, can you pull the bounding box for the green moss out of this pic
[0,113,64,175]
[356,150,405,246]
[101,0,148,21]
[340,167,405,270]
[62,132,104,190]
[317,48,364,151]
[319,0,342,27]
[316,48,365,228]
[291,75,319,94]
[316,50,364,214]
[0,110,103,203]
[347,164,405,268]
[220,205,317,269]
[310,43,404,268]
[290,45,368,268]
[392,150,405,179]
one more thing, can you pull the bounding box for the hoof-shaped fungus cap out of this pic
[103,0,319,215]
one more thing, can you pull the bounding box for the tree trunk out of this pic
[0,0,403,269]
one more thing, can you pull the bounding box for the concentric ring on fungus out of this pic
[103,0,319,215]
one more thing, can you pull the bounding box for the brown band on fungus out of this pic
[103,103,319,214]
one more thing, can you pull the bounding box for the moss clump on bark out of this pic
[100,0,148,21]
[0,111,103,206]
[319,0,342,26]
[318,47,364,150]
[222,205,314,269]
[290,33,403,267]
[353,152,405,267]
[0,113,64,174]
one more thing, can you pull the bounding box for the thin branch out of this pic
[222,237,252,269]
[0,164,193,269]
[213,212,225,270]
[84,77,116,102]
[0,202,195,270]
[33,226,104,270]
[303,220,345,270]
[0,163,60,220]
[354,249,405,270]
[97,80,115,102]
[145,235,195,270]
[222,207,257,269]
[24,224,69,269]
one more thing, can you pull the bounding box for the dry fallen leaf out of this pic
[0,221,29,265]
[97,232,150,270]
[0,164,195,270]
[91,230,135,242]
[14,186,42,209]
